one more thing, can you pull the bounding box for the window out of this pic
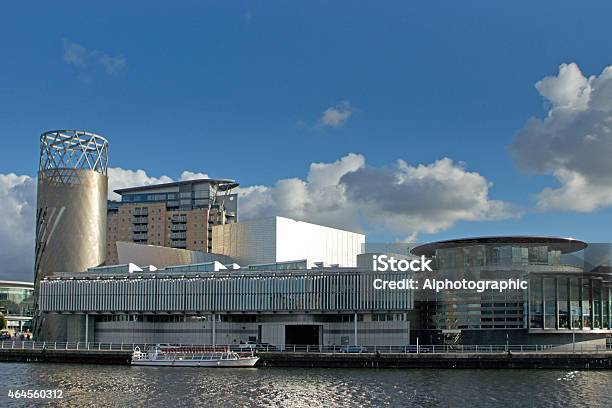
[593,280,602,329]
[529,277,542,329]
[558,278,569,329]
[582,279,592,329]
[570,278,581,329]
[543,278,556,329]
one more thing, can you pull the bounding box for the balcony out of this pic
[171,215,187,223]
[133,233,148,241]
[171,240,187,248]
[170,224,187,232]
[133,216,148,224]
[132,225,148,232]
[170,232,186,240]
[134,208,148,216]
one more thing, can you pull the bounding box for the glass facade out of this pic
[435,245,563,269]
[412,239,612,334]
[529,276,611,330]
[0,284,34,317]
[119,183,237,214]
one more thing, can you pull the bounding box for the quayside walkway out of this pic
[1,341,610,368]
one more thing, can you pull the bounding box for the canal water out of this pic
[0,363,610,407]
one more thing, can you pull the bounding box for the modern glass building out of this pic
[411,237,612,346]
[0,281,34,332]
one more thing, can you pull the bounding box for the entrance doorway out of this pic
[285,325,320,345]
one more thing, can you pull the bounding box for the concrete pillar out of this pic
[85,314,89,343]
[212,313,216,347]
[354,313,358,345]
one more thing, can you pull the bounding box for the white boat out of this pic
[131,345,259,367]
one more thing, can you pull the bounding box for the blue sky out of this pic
[2,1,612,251]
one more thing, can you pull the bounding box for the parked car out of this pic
[255,343,278,351]
[238,340,257,350]
[340,345,369,353]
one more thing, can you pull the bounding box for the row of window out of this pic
[529,276,612,330]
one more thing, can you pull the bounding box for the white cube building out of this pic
[212,216,365,267]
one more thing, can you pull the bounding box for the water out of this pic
[0,363,611,407]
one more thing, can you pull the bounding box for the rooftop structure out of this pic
[411,236,587,257]
[212,216,365,268]
[106,178,239,264]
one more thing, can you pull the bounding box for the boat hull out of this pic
[131,357,259,367]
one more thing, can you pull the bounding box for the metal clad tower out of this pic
[34,130,108,340]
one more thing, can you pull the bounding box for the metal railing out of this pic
[1,341,610,354]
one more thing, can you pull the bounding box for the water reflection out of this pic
[0,364,611,407]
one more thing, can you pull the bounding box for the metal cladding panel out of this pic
[276,217,365,268]
[34,130,109,340]
[212,217,276,265]
[35,170,107,339]
[213,217,365,267]
[38,271,415,314]
[35,169,108,283]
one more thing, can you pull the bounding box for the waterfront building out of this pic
[410,237,612,347]
[30,143,612,349]
[38,262,413,346]
[36,236,612,347]
[0,281,34,333]
[212,216,365,267]
[34,130,109,340]
[106,179,238,265]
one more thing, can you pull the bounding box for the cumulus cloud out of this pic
[107,168,173,201]
[0,167,214,280]
[238,154,365,231]
[0,174,36,281]
[179,171,210,181]
[0,157,513,279]
[107,168,213,200]
[238,154,518,238]
[510,63,612,211]
[63,39,127,76]
[320,101,353,127]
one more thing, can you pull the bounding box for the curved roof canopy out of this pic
[411,236,587,257]
[114,178,239,194]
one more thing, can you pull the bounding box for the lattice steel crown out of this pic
[39,130,109,175]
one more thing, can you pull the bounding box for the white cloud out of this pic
[63,39,126,76]
[238,154,366,231]
[238,154,518,237]
[0,157,514,280]
[98,53,127,75]
[0,167,214,280]
[63,41,87,67]
[107,168,211,200]
[179,171,210,181]
[0,174,36,281]
[320,101,353,127]
[107,168,173,201]
[510,62,612,211]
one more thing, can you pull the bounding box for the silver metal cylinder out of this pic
[34,130,109,340]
